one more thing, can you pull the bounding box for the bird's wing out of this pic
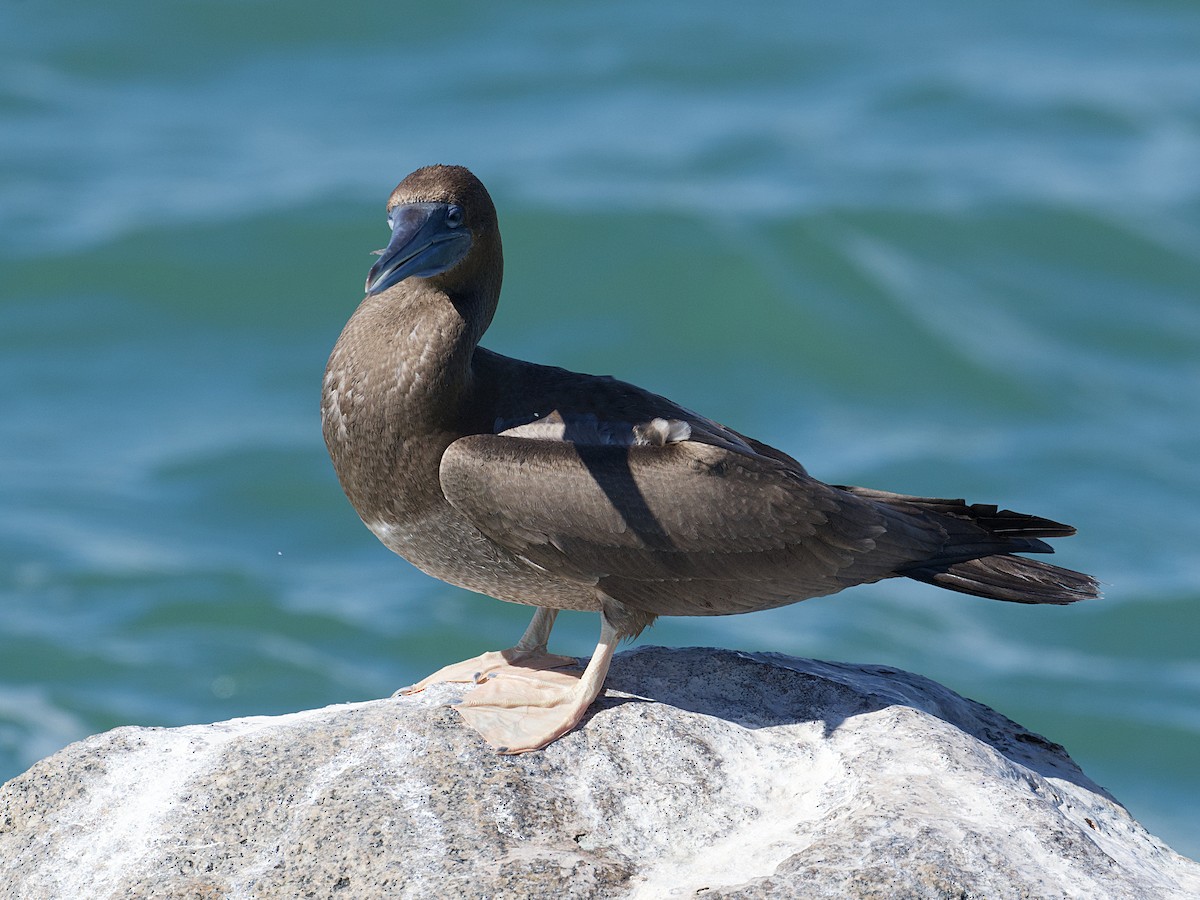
[439,424,945,617]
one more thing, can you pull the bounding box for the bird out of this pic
[321,164,1098,754]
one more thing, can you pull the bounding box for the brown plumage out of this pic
[322,164,1098,753]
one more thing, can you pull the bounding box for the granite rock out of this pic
[1,647,1197,899]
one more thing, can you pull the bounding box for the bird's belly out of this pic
[365,511,600,613]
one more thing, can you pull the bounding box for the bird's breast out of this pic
[321,332,458,533]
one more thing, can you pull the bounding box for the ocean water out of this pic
[3,0,1198,860]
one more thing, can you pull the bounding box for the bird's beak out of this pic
[365,202,472,295]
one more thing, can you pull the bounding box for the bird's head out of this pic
[365,165,502,302]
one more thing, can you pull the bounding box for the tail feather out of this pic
[837,485,1099,605]
[901,554,1100,605]
[839,487,1077,540]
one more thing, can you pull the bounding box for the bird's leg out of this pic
[455,610,619,754]
[395,607,578,696]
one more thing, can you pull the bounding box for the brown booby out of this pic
[322,165,1098,754]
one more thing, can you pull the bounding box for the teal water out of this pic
[3,0,1198,859]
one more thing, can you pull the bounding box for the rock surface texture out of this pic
[1,647,1197,899]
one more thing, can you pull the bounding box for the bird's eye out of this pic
[386,211,394,230]
[445,205,464,228]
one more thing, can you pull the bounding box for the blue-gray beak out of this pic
[365,202,472,295]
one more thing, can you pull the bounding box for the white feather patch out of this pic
[497,412,691,447]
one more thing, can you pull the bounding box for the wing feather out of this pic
[439,435,930,616]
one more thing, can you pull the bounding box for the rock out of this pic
[1,647,1197,899]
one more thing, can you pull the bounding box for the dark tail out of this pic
[901,554,1099,605]
[839,487,1101,605]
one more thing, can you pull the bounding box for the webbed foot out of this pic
[455,613,619,753]
[395,606,619,753]
[395,646,578,696]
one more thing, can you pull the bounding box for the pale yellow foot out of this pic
[394,606,576,697]
[457,667,596,754]
[455,613,620,754]
[394,647,579,697]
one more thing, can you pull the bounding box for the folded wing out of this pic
[440,432,971,617]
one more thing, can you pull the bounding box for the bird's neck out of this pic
[321,283,488,521]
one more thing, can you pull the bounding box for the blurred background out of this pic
[2,0,1197,858]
